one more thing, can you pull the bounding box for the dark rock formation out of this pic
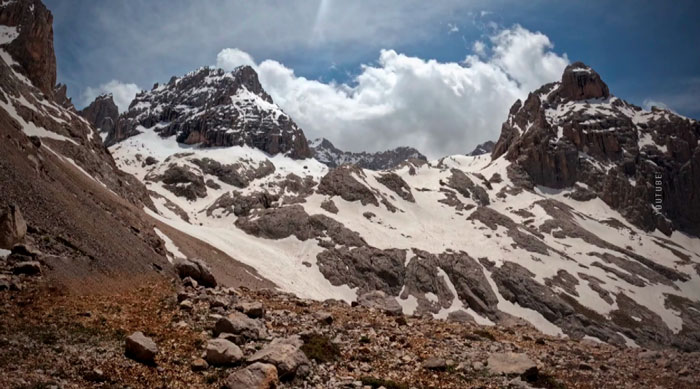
[468,140,495,156]
[79,94,119,137]
[0,0,56,96]
[310,137,427,170]
[317,247,407,295]
[109,66,311,159]
[317,165,378,206]
[376,172,415,202]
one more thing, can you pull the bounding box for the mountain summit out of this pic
[492,61,700,233]
[104,66,311,159]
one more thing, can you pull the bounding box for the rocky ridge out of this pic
[310,137,427,170]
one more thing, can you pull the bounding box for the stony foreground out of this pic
[1,257,698,389]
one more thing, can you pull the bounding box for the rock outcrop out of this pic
[0,204,26,249]
[79,93,119,138]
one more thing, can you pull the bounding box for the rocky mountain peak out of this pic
[108,66,311,159]
[468,140,495,156]
[491,61,700,234]
[310,137,427,170]
[0,0,56,97]
[554,61,610,101]
[80,93,119,139]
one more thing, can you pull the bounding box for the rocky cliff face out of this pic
[0,0,171,289]
[0,0,56,97]
[492,62,700,234]
[79,93,119,139]
[107,66,311,159]
[310,137,427,170]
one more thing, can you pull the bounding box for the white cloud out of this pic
[81,80,141,112]
[473,40,486,56]
[217,24,568,158]
[447,23,459,34]
[216,48,256,70]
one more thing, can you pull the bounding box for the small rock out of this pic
[315,311,333,325]
[225,362,279,389]
[191,358,209,371]
[214,312,268,340]
[578,363,594,371]
[84,368,106,382]
[236,301,265,318]
[422,357,447,371]
[125,332,158,365]
[179,300,193,311]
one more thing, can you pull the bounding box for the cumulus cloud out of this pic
[81,80,141,112]
[216,48,256,70]
[217,25,568,158]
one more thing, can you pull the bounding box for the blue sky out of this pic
[45,0,700,156]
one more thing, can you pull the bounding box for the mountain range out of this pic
[1,1,699,388]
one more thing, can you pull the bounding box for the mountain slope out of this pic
[0,0,174,290]
[110,62,700,351]
[310,137,427,170]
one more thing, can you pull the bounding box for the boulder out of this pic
[248,338,310,380]
[224,362,279,389]
[174,258,217,287]
[0,205,27,250]
[205,338,243,366]
[422,357,448,371]
[236,301,265,318]
[125,332,158,365]
[214,312,268,340]
[357,290,404,316]
[487,352,538,381]
[447,310,475,323]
